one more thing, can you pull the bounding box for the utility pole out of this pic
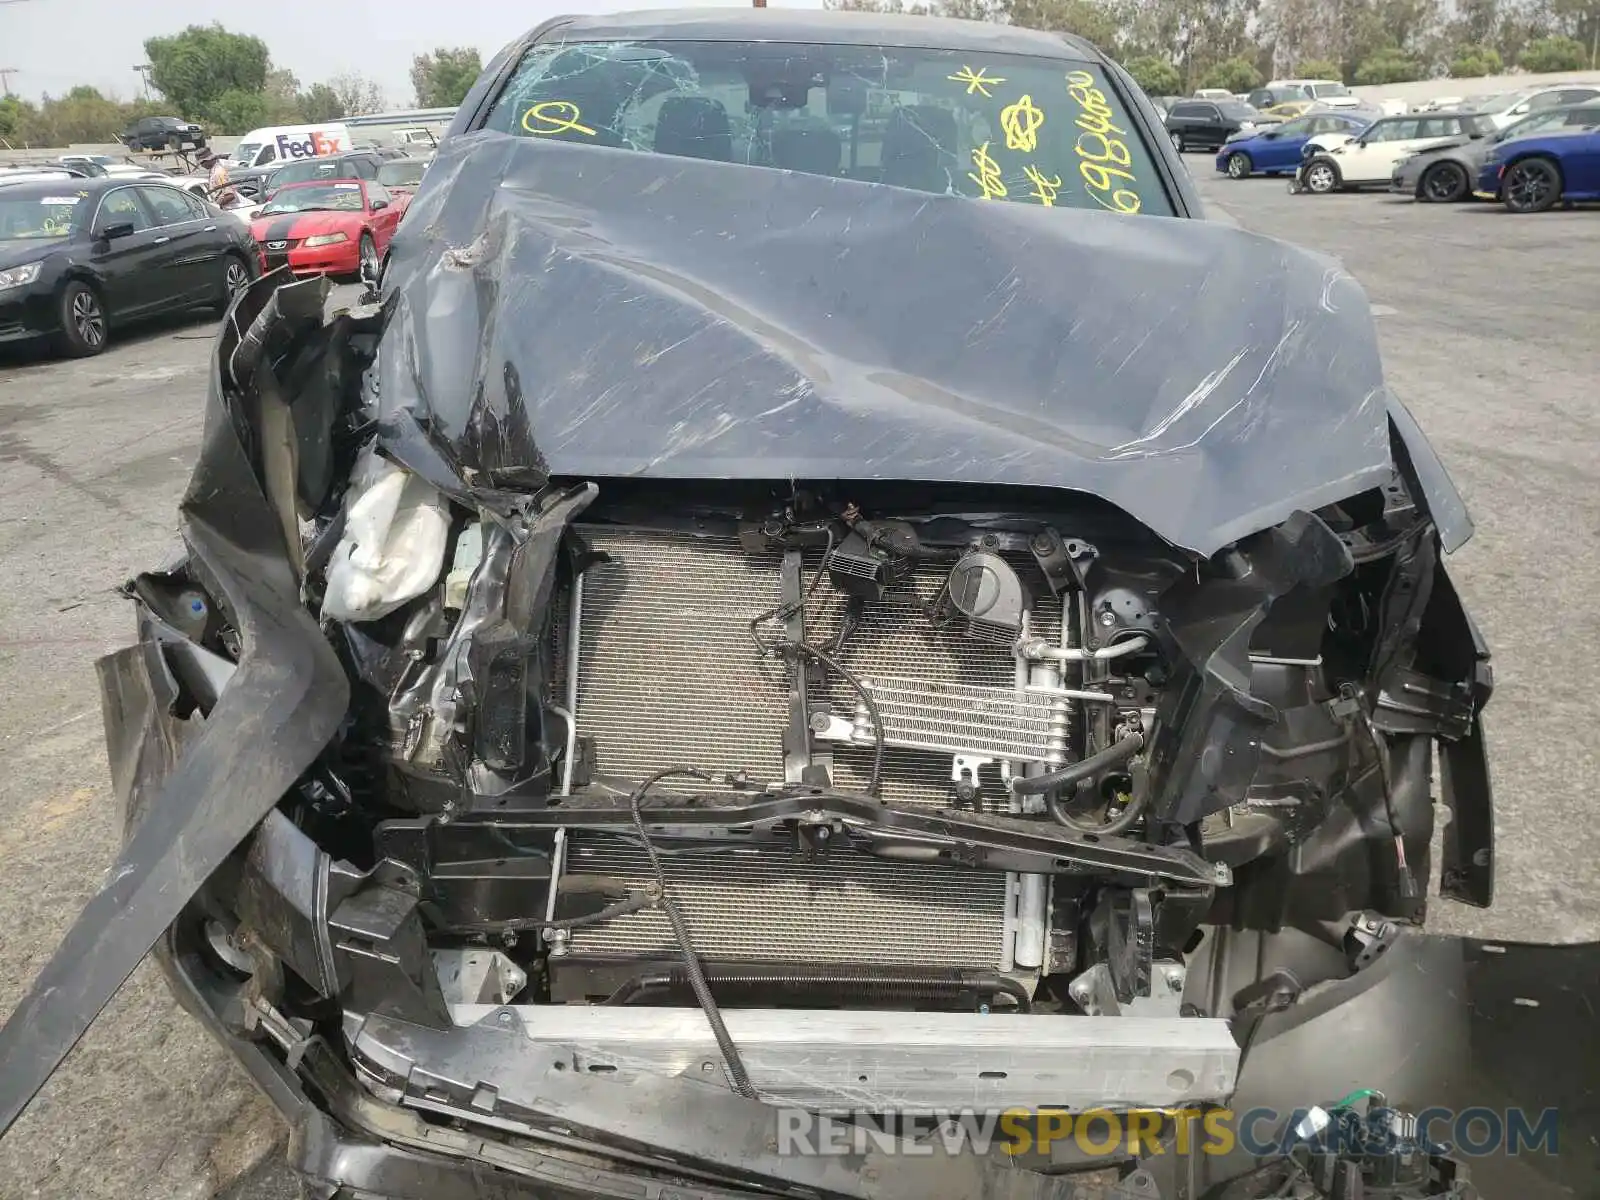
[133,63,152,99]
[0,68,19,96]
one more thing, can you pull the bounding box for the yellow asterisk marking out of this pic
[969,142,1007,199]
[948,65,1006,98]
[1001,95,1046,153]
[1023,164,1063,207]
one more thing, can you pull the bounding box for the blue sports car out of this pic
[1214,111,1371,178]
[1475,126,1600,211]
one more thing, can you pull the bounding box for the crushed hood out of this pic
[374,130,1398,556]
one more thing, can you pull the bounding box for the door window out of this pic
[1526,91,1564,111]
[351,156,380,179]
[97,188,150,232]
[140,186,198,226]
[1558,88,1600,105]
[1417,118,1454,138]
[1169,103,1204,119]
[1367,119,1419,142]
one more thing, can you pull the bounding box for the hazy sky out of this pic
[2,0,824,106]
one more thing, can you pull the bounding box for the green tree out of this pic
[1199,55,1263,92]
[0,94,40,142]
[1519,33,1588,69]
[1124,55,1183,94]
[1004,0,1119,44]
[1451,0,1502,48]
[330,73,386,117]
[1449,44,1503,75]
[410,48,484,108]
[144,24,270,122]
[262,68,304,124]
[1546,0,1600,67]
[1295,58,1345,80]
[297,83,346,123]
[1353,47,1424,82]
[208,88,270,134]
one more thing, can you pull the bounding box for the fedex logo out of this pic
[275,130,341,160]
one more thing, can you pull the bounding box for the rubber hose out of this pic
[1011,731,1145,797]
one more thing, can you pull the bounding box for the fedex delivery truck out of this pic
[228,124,355,169]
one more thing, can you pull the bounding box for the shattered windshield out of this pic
[484,39,1173,216]
[259,182,365,214]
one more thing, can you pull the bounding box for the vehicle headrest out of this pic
[771,126,842,176]
[654,96,733,162]
[882,105,958,192]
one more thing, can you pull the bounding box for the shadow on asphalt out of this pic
[0,310,223,370]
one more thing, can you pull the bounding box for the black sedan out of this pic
[0,178,256,357]
[1165,98,1264,152]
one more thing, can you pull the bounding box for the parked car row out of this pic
[0,145,432,359]
[1184,93,1600,214]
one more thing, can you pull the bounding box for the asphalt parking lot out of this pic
[1,178,1597,1198]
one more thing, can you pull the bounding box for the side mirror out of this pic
[98,222,135,241]
[1510,104,1529,116]
[370,198,388,211]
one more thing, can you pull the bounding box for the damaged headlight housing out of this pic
[0,262,42,292]
[303,233,348,247]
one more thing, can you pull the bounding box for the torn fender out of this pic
[0,275,351,1137]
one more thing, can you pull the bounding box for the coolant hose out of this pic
[1011,731,1145,797]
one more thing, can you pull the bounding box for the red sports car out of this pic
[248,179,407,280]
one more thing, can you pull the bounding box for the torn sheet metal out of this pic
[375,131,1397,556]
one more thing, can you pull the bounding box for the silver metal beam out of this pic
[399,1005,1241,1114]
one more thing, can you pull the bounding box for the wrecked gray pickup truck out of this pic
[2,11,1595,1200]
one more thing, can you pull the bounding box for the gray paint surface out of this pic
[380,131,1397,556]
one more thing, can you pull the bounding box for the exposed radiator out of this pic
[564,839,1009,969]
[564,526,1063,808]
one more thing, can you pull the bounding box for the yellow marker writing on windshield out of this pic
[522,101,597,138]
[948,65,1006,98]
[1001,95,1045,153]
[1023,164,1062,207]
[1065,70,1142,214]
[968,142,1007,199]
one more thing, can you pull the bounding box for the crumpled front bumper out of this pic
[152,850,1599,1200]
[101,614,1588,1199]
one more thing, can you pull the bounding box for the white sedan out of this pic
[1473,84,1600,129]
